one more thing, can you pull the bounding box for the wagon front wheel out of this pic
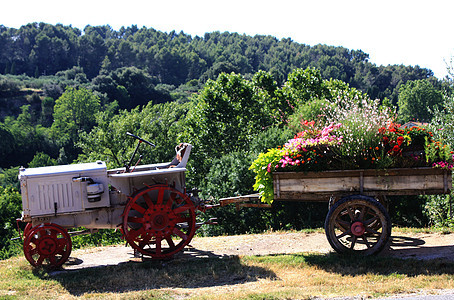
[324,195,391,255]
[122,185,196,259]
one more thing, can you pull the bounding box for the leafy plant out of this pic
[249,148,284,204]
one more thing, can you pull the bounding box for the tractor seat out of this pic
[168,143,192,168]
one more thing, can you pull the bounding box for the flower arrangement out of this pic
[250,97,453,204]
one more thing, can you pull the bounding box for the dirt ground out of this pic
[61,231,454,271]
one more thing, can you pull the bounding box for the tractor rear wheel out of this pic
[122,185,196,259]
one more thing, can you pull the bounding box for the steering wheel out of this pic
[126,132,156,147]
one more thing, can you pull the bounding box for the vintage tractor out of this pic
[18,133,214,268]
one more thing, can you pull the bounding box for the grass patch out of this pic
[1,251,453,299]
[2,228,453,299]
[392,226,454,235]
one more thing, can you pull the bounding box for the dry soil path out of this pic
[61,231,454,271]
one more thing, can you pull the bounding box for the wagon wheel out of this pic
[122,185,196,259]
[324,195,391,255]
[23,223,72,268]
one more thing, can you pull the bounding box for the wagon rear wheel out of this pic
[324,195,391,255]
[122,185,196,259]
[23,223,72,268]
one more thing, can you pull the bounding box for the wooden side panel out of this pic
[273,168,452,202]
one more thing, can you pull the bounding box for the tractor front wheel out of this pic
[23,223,72,268]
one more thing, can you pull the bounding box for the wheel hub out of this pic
[351,221,366,236]
[38,237,57,255]
[151,213,169,231]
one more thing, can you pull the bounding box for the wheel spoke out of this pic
[128,227,145,241]
[56,238,67,253]
[346,205,355,221]
[165,192,177,208]
[350,236,357,249]
[156,188,165,206]
[138,233,152,248]
[127,216,145,224]
[365,226,380,235]
[335,218,350,232]
[173,203,193,215]
[131,202,147,215]
[172,227,188,240]
[165,236,176,250]
[358,205,368,221]
[173,215,192,224]
[36,254,45,266]
[336,229,351,239]
[49,255,57,265]
[362,235,372,248]
[155,236,162,254]
[143,192,154,208]
[363,216,378,226]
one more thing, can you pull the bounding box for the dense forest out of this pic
[0,23,452,259]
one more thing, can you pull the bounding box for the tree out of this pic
[0,124,15,167]
[182,72,275,185]
[397,79,443,123]
[51,87,100,161]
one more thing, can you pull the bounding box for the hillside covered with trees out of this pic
[1,23,453,259]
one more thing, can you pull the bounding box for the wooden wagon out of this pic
[220,167,452,255]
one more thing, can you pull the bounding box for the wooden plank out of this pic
[219,194,260,207]
[273,168,452,202]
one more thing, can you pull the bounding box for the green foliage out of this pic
[0,186,22,259]
[424,194,454,228]
[71,229,124,248]
[182,72,275,185]
[249,148,284,204]
[78,100,190,168]
[287,99,331,132]
[28,152,57,168]
[2,105,57,168]
[397,79,443,123]
[0,123,15,166]
[0,75,21,96]
[201,151,256,200]
[0,167,20,190]
[0,23,439,105]
[425,92,454,228]
[430,93,454,147]
[52,87,101,141]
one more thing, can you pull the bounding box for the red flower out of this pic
[397,136,404,146]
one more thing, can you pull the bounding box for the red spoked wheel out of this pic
[23,223,72,268]
[122,185,196,259]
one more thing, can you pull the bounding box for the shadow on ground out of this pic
[300,236,454,277]
[37,249,276,296]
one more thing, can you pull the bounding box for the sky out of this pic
[1,0,453,79]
